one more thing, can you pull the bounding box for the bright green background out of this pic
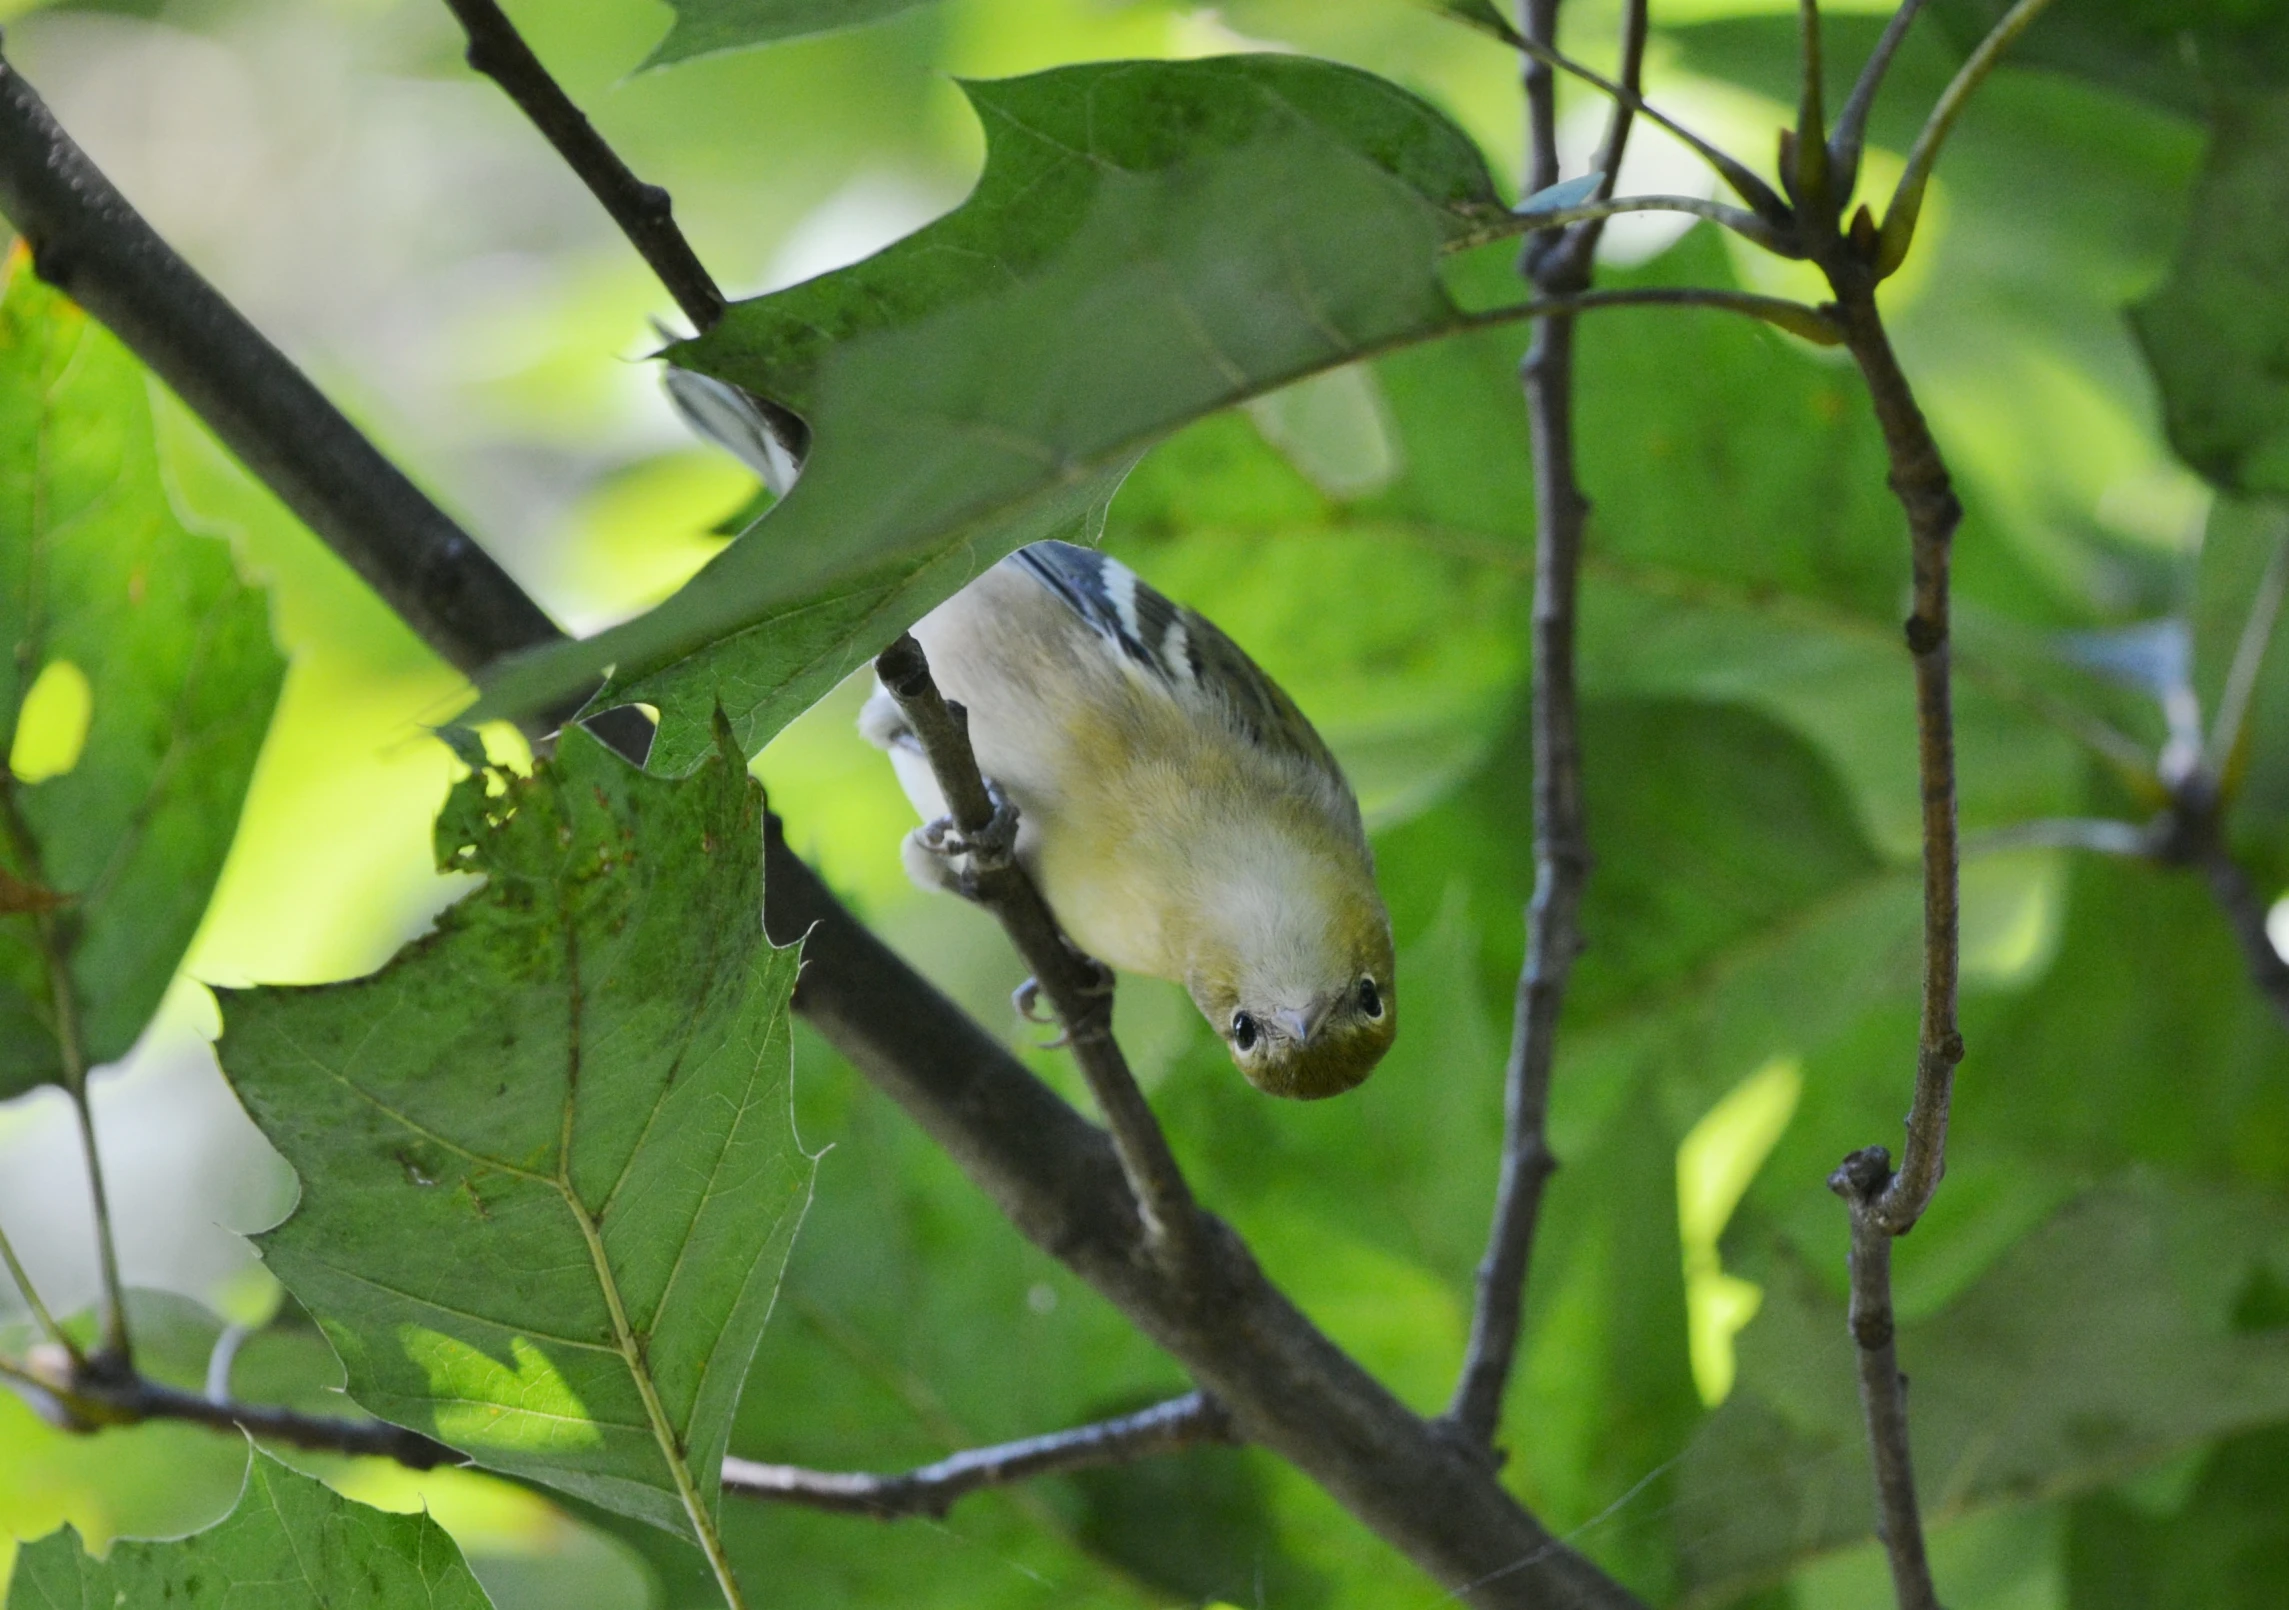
[0,0,2283,1606]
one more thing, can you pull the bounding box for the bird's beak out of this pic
[1271,1007,1314,1044]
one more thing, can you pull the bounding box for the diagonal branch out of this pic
[872,635,1200,1269]
[442,0,724,334]
[723,1392,1234,1519]
[0,43,1649,1610]
[1447,0,1645,1451]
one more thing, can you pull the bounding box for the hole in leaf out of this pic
[9,659,93,783]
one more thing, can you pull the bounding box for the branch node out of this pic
[1903,614,1946,656]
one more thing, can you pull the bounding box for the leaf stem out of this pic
[1875,0,2061,276]
[0,1219,76,1362]
[1498,18,1790,223]
[722,1392,1234,1518]
[442,0,725,334]
[1829,0,1932,204]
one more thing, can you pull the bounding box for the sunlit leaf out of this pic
[471,56,1514,774]
[6,1447,490,1610]
[0,257,285,1098]
[218,725,812,1550]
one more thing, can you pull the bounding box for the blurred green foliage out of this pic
[0,0,2286,1606]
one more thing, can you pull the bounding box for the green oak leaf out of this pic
[6,1446,491,1610]
[217,722,812,1570]
[0,256,285,1098]
[645,0,939,67]
[2131,90,2289,499]
[471,55,1514,774]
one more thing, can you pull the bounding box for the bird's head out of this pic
[1186,875,1396,1100]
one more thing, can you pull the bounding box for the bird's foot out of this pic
[912,781,1018,898]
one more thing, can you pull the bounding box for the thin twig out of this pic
[1447,0,1644,1452]
[1964,817,2148,858]
[1477,193,1800,258]
[1823,287,1961,1239]
[2195,843,2289,1034]
[723,1392,1234,1518]
[442,0,725,334]
[1828,1149,1939,1610]
[1464,285,1840,345]
[873,635,1202,1270]
[0,1352,461,1468]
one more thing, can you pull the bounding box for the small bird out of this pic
[861,540,1395,1099]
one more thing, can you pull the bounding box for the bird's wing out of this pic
[1009,541,1346,783]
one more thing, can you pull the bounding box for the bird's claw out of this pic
[913,781,1018,900]
[1012,977,1073,1050]
[1013,977,1053,1023]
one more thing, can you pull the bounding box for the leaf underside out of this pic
[218,725,812,1545]
[5,1447,491,1610]
[0,257,284,1097]
[644,0,939,67]
[470,55,1509,775]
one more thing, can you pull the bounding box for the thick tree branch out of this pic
[873,633,1201,1267]
[722,1392,1233,1519]
[442,0,723,334]
[0,48,1646,1609]
[1448,0,1644,1451]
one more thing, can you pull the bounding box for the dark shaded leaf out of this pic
[2067,1424,2289,1610]
[2131,91,2289,498]
[471,57,1512,774]
[1679,1181,2289,1602]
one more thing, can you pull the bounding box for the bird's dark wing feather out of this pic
[1011,541,1343,780]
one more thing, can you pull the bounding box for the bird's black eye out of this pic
[1231,1011,1259,1053]
[1358,977,1383,1019]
